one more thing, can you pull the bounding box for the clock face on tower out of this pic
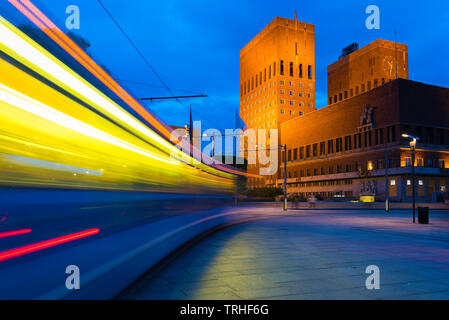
[383,56,394,77]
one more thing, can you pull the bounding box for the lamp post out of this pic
[402,133,420,223]
[280,144,287,211]
[385,145,389,212]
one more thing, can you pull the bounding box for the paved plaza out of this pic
[122,209,449,299]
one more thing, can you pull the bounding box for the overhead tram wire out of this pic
[96,0,225,131]
[96,0,177,101]
[117,79,204,95]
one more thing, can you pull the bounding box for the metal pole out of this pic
[283,144,287,211]
[385,146,389,212]
[394,29,398,80]
[411,146,416,223]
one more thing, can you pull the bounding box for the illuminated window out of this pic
[417,158,423,167]
[367,161,374,171]
[390,179,396,186]
[336,138,343,152]
[407,179,411,185]
[405,158,411,167]
[419,180,424,186]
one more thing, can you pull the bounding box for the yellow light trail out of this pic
[0,16,235,193]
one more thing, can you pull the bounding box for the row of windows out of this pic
[279,90,313,98]
[280,60,313,79]
[401,125,449,146]
[329,77,389,104]
[280,109,304,116]
[280,100,313,108]
[278,156,447,182]
[279,80,313,89]
[241,80,313,105]
[280,159,402,179]
[283,126,397,162]
[242,100,276,114]
[285,191,354,199]
[241,82,276,104]
[286,180,354,189]
[241,61,313,96]
[404,158,446,168]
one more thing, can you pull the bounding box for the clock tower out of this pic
[327,39,408,106]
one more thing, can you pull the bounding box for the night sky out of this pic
[2,0,449,131]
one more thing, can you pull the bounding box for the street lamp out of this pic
[279,144,287,211]
[402,133,420,223]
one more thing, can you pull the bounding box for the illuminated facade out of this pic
[278,78,449,202]
[328,39,408,105]
[239,16,315,188]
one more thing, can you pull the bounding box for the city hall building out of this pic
[239,16,316,188]
[279,78,449,202]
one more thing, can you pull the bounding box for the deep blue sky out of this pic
[3,0,449,131]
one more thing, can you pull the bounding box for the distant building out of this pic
[239,16,316,188]
[278,79,449,202]
[328,39,408,105]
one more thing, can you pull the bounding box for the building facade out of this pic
[239,16,315,188]
[278,79,449,202]
[328,39,408,105]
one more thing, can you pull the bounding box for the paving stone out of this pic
[122,209,449,300]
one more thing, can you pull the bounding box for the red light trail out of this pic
[0,228,100,262]
[0,228,32,239]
